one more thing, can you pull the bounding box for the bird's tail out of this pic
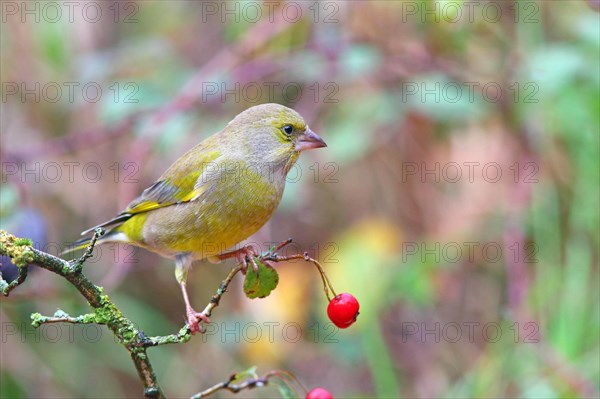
[61,214,133,256]
[61,229,121,255]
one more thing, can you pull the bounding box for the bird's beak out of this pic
[295,127,327,152]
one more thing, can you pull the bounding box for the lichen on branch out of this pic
[0,230,34,268]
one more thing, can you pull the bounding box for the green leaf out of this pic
[243,258,279,299]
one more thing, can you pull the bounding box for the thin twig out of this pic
[201,265,243,318]
[192,371,269,399]
[140,325,192,348]
[191,376,267,398]
[70,228,105,273]
[262,250,337,300]
[31,309,98,327]
[192,369,305,398]
[0,262,28,296]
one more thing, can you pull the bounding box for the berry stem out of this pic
[302,251,337,300]
[261,244,337,301]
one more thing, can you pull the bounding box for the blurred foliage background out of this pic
[1,1,599,398]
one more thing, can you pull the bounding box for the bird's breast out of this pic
[141,163,286,259]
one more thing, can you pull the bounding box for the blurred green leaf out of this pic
[0,183,18,218]
[404,74,487,122]
[288,50,328,81]
[549,238,595,359]
[326,93,399,164]
[155,114,195,150]
[338,45,382,81]
[521,380,558,399]
[524,46,586,94]
[39,22,68,71]
[575,14,600,47]
[0,372,27,398]
[390,256,435,306]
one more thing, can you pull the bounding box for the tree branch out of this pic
[1,231,320,398]
[1,229,165,398]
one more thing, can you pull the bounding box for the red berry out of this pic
[327,292,359,329]
[306,387,334,399]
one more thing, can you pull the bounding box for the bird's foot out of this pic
[186,307,211,335]
[218,244,260,275]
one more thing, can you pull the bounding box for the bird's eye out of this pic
[282,125,294,135]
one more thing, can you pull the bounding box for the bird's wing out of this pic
[81,145,222,235]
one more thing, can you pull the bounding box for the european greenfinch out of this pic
[68,103,326,333]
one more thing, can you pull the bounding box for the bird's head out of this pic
[228,103,327,172]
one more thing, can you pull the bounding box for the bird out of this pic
[66,103,327,333]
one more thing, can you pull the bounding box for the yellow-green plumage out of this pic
[133,158,283,258]
[72,103,325,263]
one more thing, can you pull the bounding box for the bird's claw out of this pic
[217,244,261,275]
[186,309,211,334]
[235,245,260,276]
[248,254,260,276]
